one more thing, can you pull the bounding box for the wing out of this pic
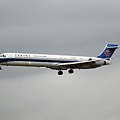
[55,60,96,69]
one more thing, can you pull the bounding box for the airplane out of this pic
[0,44,119,75]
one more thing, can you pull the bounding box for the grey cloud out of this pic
[0,0,120,54]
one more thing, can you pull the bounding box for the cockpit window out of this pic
[0,54,6,57]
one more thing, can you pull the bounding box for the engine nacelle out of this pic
[95,59,111,66]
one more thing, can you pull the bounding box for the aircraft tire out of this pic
[58,70,63,75]
[68,69,74,74]
[0,67,2,70]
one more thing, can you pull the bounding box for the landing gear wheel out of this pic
[68,69,74,74]
[58,70,63,75]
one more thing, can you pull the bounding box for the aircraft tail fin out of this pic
[97,44,119,59]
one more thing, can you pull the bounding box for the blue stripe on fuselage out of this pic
[0,58,78,63]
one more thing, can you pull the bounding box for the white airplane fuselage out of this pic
[0,44,119,75]
[0,53,111,69]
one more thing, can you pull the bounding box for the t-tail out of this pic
[97,44,119,59]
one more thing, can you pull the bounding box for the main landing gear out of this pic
[58,70,63,75]
[57,69,74,75]
[68,69,74,74]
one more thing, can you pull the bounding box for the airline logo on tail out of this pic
[104,50,111,58]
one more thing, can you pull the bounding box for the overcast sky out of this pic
[0,0,120,120]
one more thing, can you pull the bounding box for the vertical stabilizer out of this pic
[97,44,119,58]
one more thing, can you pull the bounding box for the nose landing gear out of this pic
[0,66,2,70]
